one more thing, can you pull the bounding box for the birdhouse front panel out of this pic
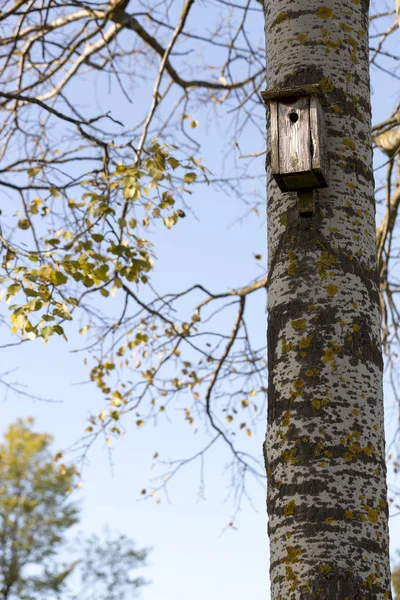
[278,96,312,177]
[269,94,328,193]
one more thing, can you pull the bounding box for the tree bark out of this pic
[263,1,392,598]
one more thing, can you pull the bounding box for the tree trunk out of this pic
[263,1,392,598]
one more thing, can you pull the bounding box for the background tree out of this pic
[0,418,79,600]
[0,419,149,600]
[393,561,400,599]
[65,531,149,600]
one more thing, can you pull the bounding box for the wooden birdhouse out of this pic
[262,86,328,194]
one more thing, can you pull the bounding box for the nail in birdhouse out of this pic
[263,90,328,193]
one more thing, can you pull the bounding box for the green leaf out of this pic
[50,271,68,286]
[18,218,31,230]
[91,233,104,242]
[168,157,180,169]
[41,325,54,339]
[50,187,60,198]
[7,283,22,298]
[93,265,110,282]
[183,172,197,183]
[27,167,41,178]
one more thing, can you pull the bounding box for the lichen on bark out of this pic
[263,0,392,598]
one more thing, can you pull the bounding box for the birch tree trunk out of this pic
[263,1,392,598]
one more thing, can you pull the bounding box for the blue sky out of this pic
[1,2,400,599]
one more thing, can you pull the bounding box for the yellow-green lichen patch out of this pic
[366,507,378,524]
[312,399,322,409]
[282,448,299,464]
[317,251,337,279]
[299,335,312,349]
[344,509,353,519]
[345,36,359,63]
[326,284,338,297]
[316,6,335,19]
[340,22,353,32]
[282,337,293,353]
[322,341,341,370]
[291,319,306,330]
[363,444,374,457]
[279,211,288,226]
[365,573,377,587]
[285,565,299,593]
[352,407,360,416]
[352,323,360,332]
[295,33,308,42]
[283,499,296,516]
[272,10,289,27]
[287,250,297,275]
[319,76,334,92]
[293,379,304,389]
[308,305,318,312]
[282,410,291,427]
[323,38,342,49]
[285,546,302,564]
[325,517,334,525]
[343,137,356,150]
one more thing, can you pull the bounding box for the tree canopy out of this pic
[0,418,79,599]
[0,419,149,600]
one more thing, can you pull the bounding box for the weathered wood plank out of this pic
[278,96,311,176]
[310,95,328,186]
[269,101,280,175]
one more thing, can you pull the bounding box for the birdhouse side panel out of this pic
[269,101,280,175]
[310,95,328,187]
